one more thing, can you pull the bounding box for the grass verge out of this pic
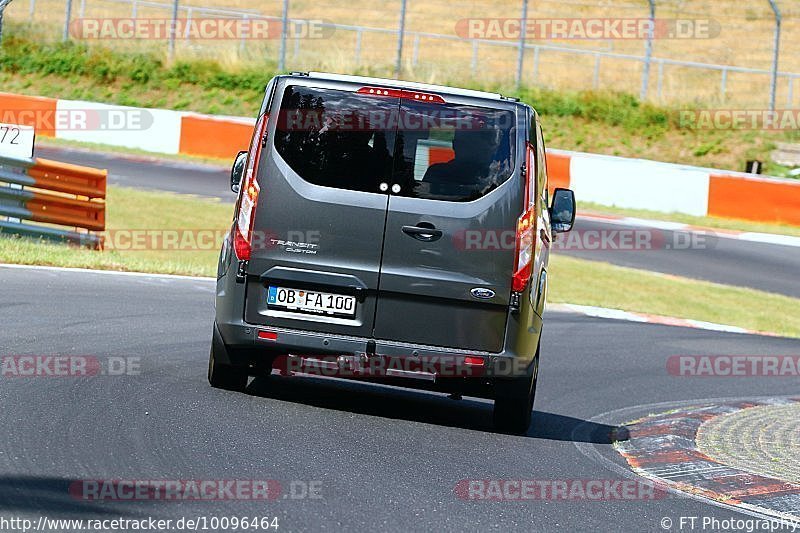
[1,186,798,337]
[548,255,800,338]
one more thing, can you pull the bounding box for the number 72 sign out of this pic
[0,122,35,159]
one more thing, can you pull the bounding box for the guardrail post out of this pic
[593,53,601,89]
[394,0,408,78]
[470,40,478,77]
[62,0,72,41]
[184,7,192,40]
[7,182,22,224]
[168,0,179,59]
[640,0,655,100]
[278,0,289,71]
[412,34,420,67]
[766,0,781,111]
[721,67,728,97]
[354,29,362,67]
[239,14,248,56]
[515,0,529,90]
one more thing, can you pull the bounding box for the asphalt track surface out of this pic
[1,266,799,531]
[37,144,800,298]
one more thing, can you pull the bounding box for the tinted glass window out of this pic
[394,102,515,202]
[273,86,515,201]
[274,86,397,193]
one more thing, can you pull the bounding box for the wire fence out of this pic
[4,0,800,108]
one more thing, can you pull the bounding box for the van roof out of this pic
[295,72,515,102]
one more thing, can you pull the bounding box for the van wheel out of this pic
[208,345,248,392]
[492,349,539,435]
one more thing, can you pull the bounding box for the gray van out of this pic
[210,72,575,434]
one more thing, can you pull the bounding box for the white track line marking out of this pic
[0,263,215,282]
[548,303,776,337]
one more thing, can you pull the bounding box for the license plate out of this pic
[267,286,357,317]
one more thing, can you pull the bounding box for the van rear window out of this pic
[274,86,396,194]
[274,86,515,201]
[398,101,515,202]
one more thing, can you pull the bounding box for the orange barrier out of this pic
[27,158,107,199]
[708,173,800,226]
[0,93,59,137]
[28,158,107,233]
[27,191,106,232]
[179,115,253,159]
[545,152,571,195]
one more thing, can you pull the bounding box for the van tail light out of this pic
[357,86,446,104]
[512,209,535,292]
[512,142,538,292]
[234,113,269,261]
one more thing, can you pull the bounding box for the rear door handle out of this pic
[402,225,443,242]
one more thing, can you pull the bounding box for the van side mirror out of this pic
[230,150,248,193]
[550,188,576,234]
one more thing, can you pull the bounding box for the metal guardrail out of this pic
[0,154,107,248]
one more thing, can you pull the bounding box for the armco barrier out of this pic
[0,155,107,248]
[0,93,58,137]
[545,149,800,226]
[707,173,800,226]
[2,91,798,226]
[178,114,254,159]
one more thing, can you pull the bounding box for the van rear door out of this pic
[372,98,522,353]
[244,82,399,338]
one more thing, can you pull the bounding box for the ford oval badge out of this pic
[470,287,495,300]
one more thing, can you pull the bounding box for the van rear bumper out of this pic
[216,297,542,398]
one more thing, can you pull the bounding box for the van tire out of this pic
[208,345,248,392]
[492,347,539,435]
